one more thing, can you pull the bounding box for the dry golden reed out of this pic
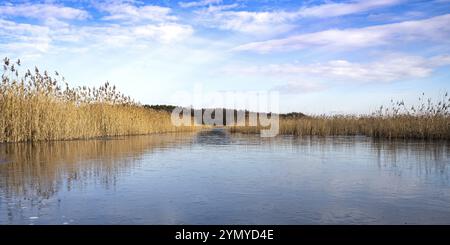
[0,58,193,142]
[232,95,450,140]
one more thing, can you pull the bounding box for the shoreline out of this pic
[1,126,449,145]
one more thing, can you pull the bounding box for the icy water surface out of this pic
[0,129,449,224]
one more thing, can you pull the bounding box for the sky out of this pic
[0,0,449,114]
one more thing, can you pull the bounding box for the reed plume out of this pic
[231,93,450,140]
[0,57,194,142]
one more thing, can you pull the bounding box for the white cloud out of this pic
[0,19,51,55]
[79,1,193,43]
[367,11,425,22]
[95,2,177,22]
[224,54,450,82]
[234,14,450,52]
[198,9,296,35]
[0,3,89,20]
[202,3,240,13]
[0,20,193,57]
[297,0,402,18]
[179,0,223,8]
[51,23,194,47]
[0,1,194,57]
[195,0,400,34]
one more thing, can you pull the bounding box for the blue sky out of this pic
[1,0,449,114]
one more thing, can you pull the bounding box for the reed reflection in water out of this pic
[0,133,194,224]
[0,130,449,224]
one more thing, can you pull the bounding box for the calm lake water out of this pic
[0,129,449,224]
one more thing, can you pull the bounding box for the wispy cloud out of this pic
[201,3,240,13]
[84,1,192,43]
[0,3,89,20]
[195,0,401,34]
[53,23,194,48]
[0,19,193,57]
[0,1,195,56]
[234,14,450,52]
[297,0,402,18]
[196,9,295,35]
[94,1,177,22]
[1,0,448,113]
[224,54,450,82]
[179,0,223,8]
[0,19,51,55]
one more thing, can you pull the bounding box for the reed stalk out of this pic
[0,58,194,143]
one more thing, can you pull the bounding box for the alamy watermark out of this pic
[170,84,280,137]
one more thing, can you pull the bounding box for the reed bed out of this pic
[232,94,450,140]
[0,58,194,143]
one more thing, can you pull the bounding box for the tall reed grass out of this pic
[0,58,193,142]
[232,94,450,140]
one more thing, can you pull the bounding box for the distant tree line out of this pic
[144,104,307,125]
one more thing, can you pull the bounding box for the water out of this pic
[0,129,449,224]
